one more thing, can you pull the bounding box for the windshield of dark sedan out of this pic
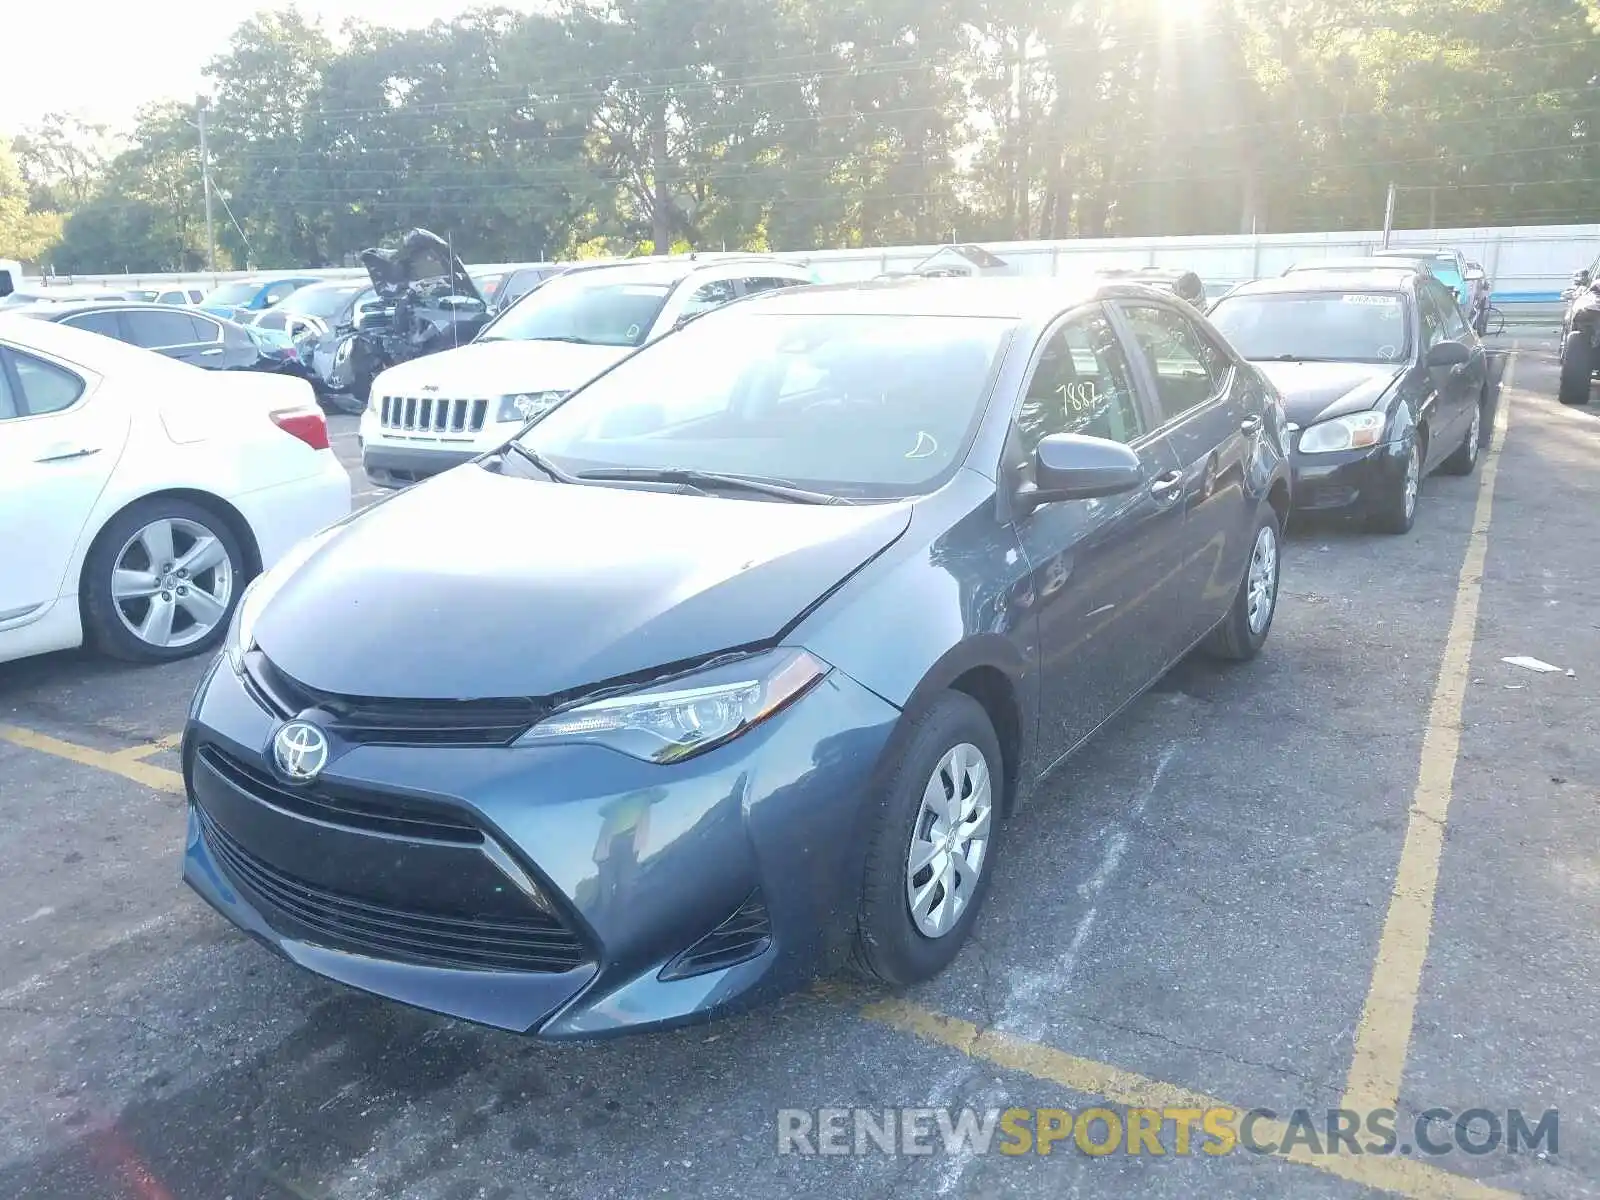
[203,281,263,306]
[275,283,365,320]
[517,311,1012,498]
[1207,291,1411,364]
[477,271,673,347]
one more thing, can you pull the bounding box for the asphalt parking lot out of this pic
[1,337,1596,1200]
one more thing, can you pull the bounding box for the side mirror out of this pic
[0,269,12,299]
[1574,270,1592,287]
[1018,433,1144,513]
[1425,340,1470,369]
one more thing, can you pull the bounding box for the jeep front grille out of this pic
[379,395,489,434]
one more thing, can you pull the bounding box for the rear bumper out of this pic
[232,458,353,569]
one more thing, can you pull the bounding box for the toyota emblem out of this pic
[273,721,329,782]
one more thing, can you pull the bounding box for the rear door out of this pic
[1114,299,1257,646]
[0,346,127,626]
[1006,303,1189,762]
[1418,279,1483,451]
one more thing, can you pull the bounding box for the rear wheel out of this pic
[851,692,1002,987]
[1369,434,1422,535]
[81,498,247,663]
[1559,330,1592,406]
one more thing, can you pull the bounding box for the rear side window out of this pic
[123,309,204,348]
[62,310,125,339]
[1118,303,1232,423]
[9,349,85,415]
[158,290,186,305]
[0,358,18,418]
[742,276,806,295]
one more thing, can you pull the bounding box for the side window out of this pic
[0,356,19,419]
[742,276,804,295]
[263,282,300,306]
[62,311,125,339]
[1017,307,1146,454]
[157,290,186,305]
[187,290,205,304]
[190,314,224,343]
[1119,304,1231,424]
[253,312,287,332]
[1429,283,1468,339]
[123,309,203,348]
[679,278,738,319]
[11,350,85,416]
[1416,289,1447,347]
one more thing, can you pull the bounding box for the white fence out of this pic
[29,222,1600,302]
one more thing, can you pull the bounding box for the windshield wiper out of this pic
[503,441,576,483]
[574,466,849,505]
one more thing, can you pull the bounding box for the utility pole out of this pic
[1381,181,1396,248]
[198,98,216,273]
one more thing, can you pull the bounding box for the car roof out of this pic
[724,274,1180,319]
[1371,248,1453,260]
[1218,271,1414,299]
[560,256,810,285]
[0,311,199,373]
[1288,256,1429,273]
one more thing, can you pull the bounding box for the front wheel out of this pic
[1559,330,1593,406]
[1439,390,1483,476]
[1369,435,1422,535]
[851,692,1003,987]
[1202,508,1281,661]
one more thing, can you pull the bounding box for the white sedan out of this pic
[0,315,352,665]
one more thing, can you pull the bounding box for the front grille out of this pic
[244,652,545,747]
[198,804,587,973]
[661,891,772,980]
[378,394,488,434]
[199,745,481,843]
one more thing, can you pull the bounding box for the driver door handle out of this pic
[1149,469,1184,501]
[1240,415,1262,435]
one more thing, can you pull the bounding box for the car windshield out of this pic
[477,272,675,347]
[516,311,1012,498]
[203,281,262,305]
[275,284,364,319]
[1208,291,1411,364]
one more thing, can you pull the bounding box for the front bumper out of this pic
[182,654,901,1038]
[361,442,482,488]
[1289,439,1410,515]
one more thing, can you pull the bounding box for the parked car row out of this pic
[1,246,1498,1042]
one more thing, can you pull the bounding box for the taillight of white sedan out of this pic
[0,314,352,665]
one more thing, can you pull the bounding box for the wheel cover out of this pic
[1403,444,1420,520]
[1246,523,1278,635]
[905,742,993,939]
[1466,405,1481,463]
[112,517,235,650]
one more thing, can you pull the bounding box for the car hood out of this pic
[1252,360,1404,425]
[371,337,629,397]
[358,227,482,306]
[250,464,913,699]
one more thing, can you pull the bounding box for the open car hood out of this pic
[358,228,483,306]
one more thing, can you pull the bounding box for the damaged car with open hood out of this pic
[180,275,1290,1039]
[308,228,491,409]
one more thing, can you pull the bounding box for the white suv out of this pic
[358,256,814,487]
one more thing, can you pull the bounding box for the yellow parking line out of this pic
[863,998,1517,1199]
[1341,348,1516,1117]
[111,732,184,762]
[0,725,183,795]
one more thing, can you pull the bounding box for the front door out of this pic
[1005,303,1188,765]
[1115,300,1258,647]
[0,347,126,627]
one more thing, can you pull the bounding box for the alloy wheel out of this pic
[905,742,993,938]
[1403,443,1421,520]
[111,518,236,650]
[1246,523,1278,635]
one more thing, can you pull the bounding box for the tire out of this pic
[1368,433,1423,535]
[850,692,1003,988]
[81,497,249,664]
[1439,389,1483,476]
[1202,506,1282,662]
[1559,330,1592,406]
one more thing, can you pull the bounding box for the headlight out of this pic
[225,528,338,674]
[497,391,567,423]
[1296,410,1387,454]
[516,648,830,763]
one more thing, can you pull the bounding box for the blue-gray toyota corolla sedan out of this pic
[182,277,1292,1039]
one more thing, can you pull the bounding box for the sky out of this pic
[3,1,541,135]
